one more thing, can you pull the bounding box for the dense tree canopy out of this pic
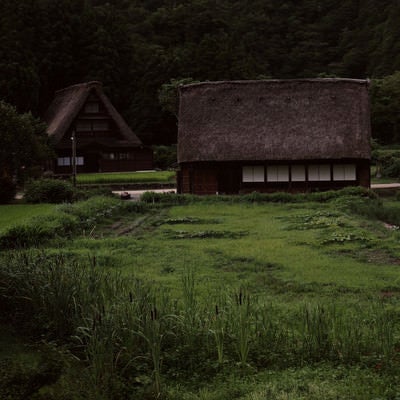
[0,0,400,144]
[0,101,52,183]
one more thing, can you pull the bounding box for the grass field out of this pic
[1,193,400,399]
[76,170,176,185]
[0,203,55,233]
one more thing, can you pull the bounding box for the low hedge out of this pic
[24,179,74,204]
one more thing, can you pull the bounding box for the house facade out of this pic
[45,81,152,174]
[177,79,371,195]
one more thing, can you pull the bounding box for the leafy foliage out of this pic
[152,145,177,169]
[371,72,400,144]
[0,176,16,204]
[1,1,400,144]
[24,179,74,204]
[158,78,199,119]
[0,101,52,187]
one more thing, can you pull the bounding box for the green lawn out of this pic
[0,203,55,233]
[76,170,176,185]
[2,195,400,399]
[60,200,400,298]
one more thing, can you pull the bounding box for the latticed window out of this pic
[267,165,289,182]
[333,164,356,181]
[242,166,264,182]
[291,165,306,181]
[308,165,331,181]
[57,157,70,166]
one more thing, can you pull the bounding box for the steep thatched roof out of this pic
[178,79,371,163]
[44,81,142,146]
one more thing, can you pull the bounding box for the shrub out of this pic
[375,150,400,178]
[25,179,74,203]
[58,195,123,222]
[382,158,400,178]
[0,176,16,204]
[153,145,177,169]
[140,191,193,204]
[72,186,114,201]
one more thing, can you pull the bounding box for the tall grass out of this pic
[1,250,399,398]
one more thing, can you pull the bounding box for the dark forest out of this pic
[1,0,400,144]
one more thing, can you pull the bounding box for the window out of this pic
[291,165,306,181]
[267,165,289,182]
[76,121,91,132]
[76,120,109,132]
[242,166,264,182]
[57,157,84,166]
[57,157,70,166]
[333,164,356,181]
[84,102,99,113]
[103,152,115,160]
[308,165,331,181]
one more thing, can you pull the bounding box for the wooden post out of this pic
[71,129,77,187]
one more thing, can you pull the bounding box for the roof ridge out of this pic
[54,81,103,95]
[180,78,370,90]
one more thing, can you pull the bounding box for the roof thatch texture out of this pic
[44,81,142,146]
[178,79,371,163]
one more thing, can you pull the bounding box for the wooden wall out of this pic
[178,160,370,195]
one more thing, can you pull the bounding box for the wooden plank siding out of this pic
[178,160,370,195]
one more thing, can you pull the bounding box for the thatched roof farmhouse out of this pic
[45,81,152,174]
[177,79,371,194]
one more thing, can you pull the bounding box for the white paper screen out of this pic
[291,165,306,181]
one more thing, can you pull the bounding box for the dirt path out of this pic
[371,183,400,189]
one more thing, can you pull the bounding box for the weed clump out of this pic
[24,179,74,204]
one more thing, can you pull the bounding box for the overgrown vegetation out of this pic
[1,190,400,398]
[0,196,142,249]
[0,101,52,203]
[24,179,75,203]
[141,186,376,205]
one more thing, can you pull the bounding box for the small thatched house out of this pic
[45,81,152,174]
[177,79,371,194]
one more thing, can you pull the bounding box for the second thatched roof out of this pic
[178,79,371,163]
[44,81,142,146]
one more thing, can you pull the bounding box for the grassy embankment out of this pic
[1,190,400,399]
[76,170,176,185]
[0,203,55,233]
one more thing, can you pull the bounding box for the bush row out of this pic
[140,187,376,205]
[24,178,115,203]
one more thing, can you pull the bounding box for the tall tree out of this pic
[0,100,52,182]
